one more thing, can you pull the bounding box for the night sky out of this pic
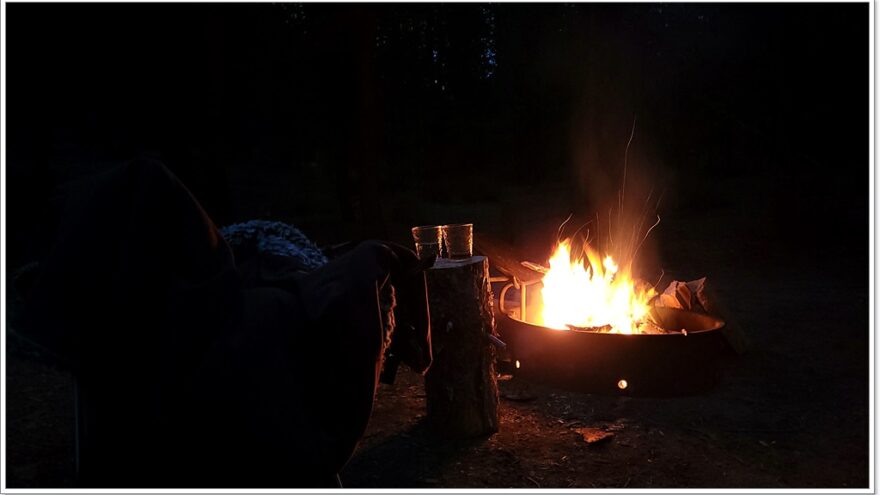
[7,4,867,269]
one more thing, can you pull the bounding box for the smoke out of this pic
[565,113,671,286]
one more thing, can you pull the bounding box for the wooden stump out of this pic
[424,256,499,438]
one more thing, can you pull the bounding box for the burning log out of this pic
[566,323,612,333]
[424,256,500,438]
[566,320,668,334]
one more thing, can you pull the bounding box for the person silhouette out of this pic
[18,157,432,487]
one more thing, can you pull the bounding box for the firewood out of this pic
[655,277,748,353]
[424,256,500,438]
[566,323,613,333]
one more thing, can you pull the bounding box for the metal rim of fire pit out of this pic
[496,280,729,397]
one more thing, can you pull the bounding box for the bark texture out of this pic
[424,256,499,438]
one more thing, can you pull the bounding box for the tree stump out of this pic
[424,256,499,438]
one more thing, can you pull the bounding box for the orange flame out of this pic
[538,239,656,334]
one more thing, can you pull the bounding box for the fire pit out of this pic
[490,236,729,396]
[499,305,727,396]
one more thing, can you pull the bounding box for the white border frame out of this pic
[0,0,874,494]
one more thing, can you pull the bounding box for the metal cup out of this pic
[442,223,473,259]
[411,225,443,260]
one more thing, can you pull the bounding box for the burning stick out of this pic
[566,323,613,333]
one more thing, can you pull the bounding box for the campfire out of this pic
[538,238,656,334]
[484,212,734,396]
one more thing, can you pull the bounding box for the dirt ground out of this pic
[342,272,868,488]
[346,193,870,489]
[6,202,869,489]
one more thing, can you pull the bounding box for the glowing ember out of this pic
[538,239,656,334]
